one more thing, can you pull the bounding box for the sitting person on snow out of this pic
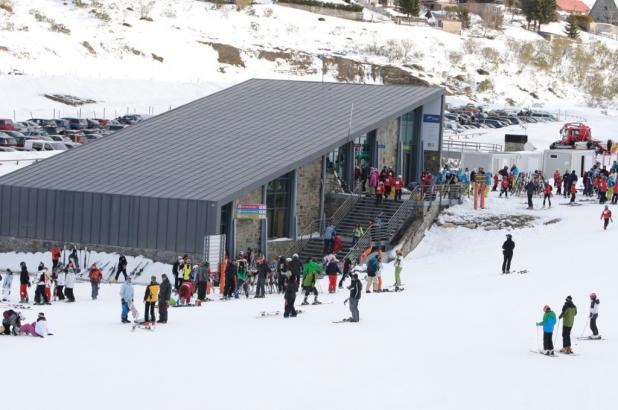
[19,312,52,338]
[2,309,24,336]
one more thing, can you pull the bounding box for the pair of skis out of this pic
[256,310,303,318]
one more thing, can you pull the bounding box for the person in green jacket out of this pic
[301,258,322,306]
[235,256,249,298]
[559,295,577,354]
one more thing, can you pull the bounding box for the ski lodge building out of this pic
[0,79,444,262]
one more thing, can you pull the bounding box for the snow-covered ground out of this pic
[1,188,617,409]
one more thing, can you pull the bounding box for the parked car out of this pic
[0,147,17,152]
[53,119,70,129]
[64,142,82,149]
[28,118,56,128]
[117,114,149,125]
[86,119,102,129]
[24,140,68,151]
[107,119,127,131]
[24,130,49,138]
[13,135,40,148]
[93,118,111,128]
[49,135,72,142]
[61,117,88,130]
[61,130,86,144]
[15,121,41,132]
[0,119,15,131]
[0,135,17,147]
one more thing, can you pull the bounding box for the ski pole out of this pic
[553,318,561,347]
[579,317,590,339]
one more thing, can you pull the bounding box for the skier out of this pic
[236,256,249,298]
[69,247,79,271]
[50,245,61,271]
[158,274,171,324]
[570,180,577,203]
[589,293,601,339]
[195,261,210,301]
[114,254,128,282]
[64,263,76,303]
[501,234,515,274]
[119,276,134,323]
[88,263,103,300]
[542,180,552,207]
[558,296,577,354]
[394,250,403,289]
[498,177,508,198]
[344,273,362,322]
[283,274,298,318]
[536,305,557,355]
[525,180,535,209]
[301,258,322,305]
[2,309,23,335]
[19,312,51,337]
[19,262,30,303]
[599,176,608,204]
[325,257,340,293]
[180,257,192,288]
[1,269,12,302]
[365,253,380,293]
[143,276,160,323]
[172,256,182,290]
[289,253,302,292]
[223,259,237,299]
[338,257,352,288]
[55,265,65,301]
[254,256,270,298]
[276,256,288,294]
[600,205,613,230]
[33,271,50,305]
[553,170,562,195]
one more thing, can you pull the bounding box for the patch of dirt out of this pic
[81,41,96,55]
[436,212,538,230]
[477,68,489,75]
[0,46,8,52]
[123,46,144,56]
[43,94,96,106]
[151,53,163,62]
[543,218,561,225]
[198,41,245,67]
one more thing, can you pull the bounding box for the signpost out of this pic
[236,203,267,220]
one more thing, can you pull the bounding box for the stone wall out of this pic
[277,2,364,21]
[235,187,263,253]
[296,158,322,231]
[377,117,400,170]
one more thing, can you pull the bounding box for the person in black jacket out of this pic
[19,262,30,303]
[525,180,535,209]
[115,254,128,282]
[345,273,362,322]
[171,256,182,290]
[502,234,515,273]
[289,254,302,291]
[283,275,298,318]
[223,260,237,299]
[338,257,352,288]
[254,256,270,298]
[158,274,171,324]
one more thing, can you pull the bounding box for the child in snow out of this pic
[64,264,76,302]
[2,269,13,302]
[20,312,51,337]
[600,205,613,230]
[542,181,552,207]
[88,263,103,300]
[589,293,601,339]
[394,250,403,289]
[19,262,30,303]
[2,309,24,336]
[536,305,557,355]
[570,182,577,203]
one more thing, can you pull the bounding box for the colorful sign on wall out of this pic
[236,203,267,219]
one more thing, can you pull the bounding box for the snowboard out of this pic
[300,301,334,306]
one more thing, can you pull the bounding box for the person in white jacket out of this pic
[64,264,76,303]
[1,269,13,302]
[55,266,65,301]
[589,293,601,339]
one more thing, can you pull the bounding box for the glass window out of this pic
[267,173,291,239]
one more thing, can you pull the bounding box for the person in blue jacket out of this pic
[510,165,519,179]
[119,276,134,323]
[536,305,557,355]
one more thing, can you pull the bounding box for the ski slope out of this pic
[1,189,616,409]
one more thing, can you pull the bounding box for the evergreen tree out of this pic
[564,14,580,39]
[411,0,420,17]
[537,0,557,27]
[398,0,419,17]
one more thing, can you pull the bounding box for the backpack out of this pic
[367,257,379,274]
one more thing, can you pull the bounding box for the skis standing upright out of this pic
[135,262,149,277]
[129,262,144,278]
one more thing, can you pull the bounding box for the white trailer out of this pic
[542,150,595,177]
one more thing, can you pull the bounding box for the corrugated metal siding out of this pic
[0,187,210,253]
[0,79,443,204]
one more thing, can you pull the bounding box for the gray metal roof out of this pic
[0,79,443,204]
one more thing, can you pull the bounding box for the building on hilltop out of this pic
[0,79,444,262]
[589,0,618,24]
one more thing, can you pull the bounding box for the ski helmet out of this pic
[543,305,550,312]
[590,292,597,299]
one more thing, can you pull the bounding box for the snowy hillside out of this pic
[1,0,618,120]
[1,190,617,410]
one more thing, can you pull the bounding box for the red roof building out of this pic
[556,0,590,13]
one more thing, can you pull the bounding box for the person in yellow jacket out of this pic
[144,276,160,323]
[181,259,192,286]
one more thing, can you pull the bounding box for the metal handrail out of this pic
[442,139,503,153]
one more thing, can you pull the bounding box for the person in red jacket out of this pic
[88,263,103,300]
[375,182,384,205]
[508,173,514,192]
[601,205,613,230]
[543,181,553,207]
[393,175,404,201]
[492,174,499,191]
[599,177,608,204]
[553,170,562,195]
[498,177,509,198]
[50,245,61,271]
[570,182,577,203]
[384,174,393,200]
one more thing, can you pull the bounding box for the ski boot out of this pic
[301,297,309,306]
[559,347,567,353]
[566,347,574,354]
[312,298,322,305]
[590,334,602,340]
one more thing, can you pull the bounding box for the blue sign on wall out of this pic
[423,114,441,123]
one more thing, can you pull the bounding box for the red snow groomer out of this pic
[549,122,608,153]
